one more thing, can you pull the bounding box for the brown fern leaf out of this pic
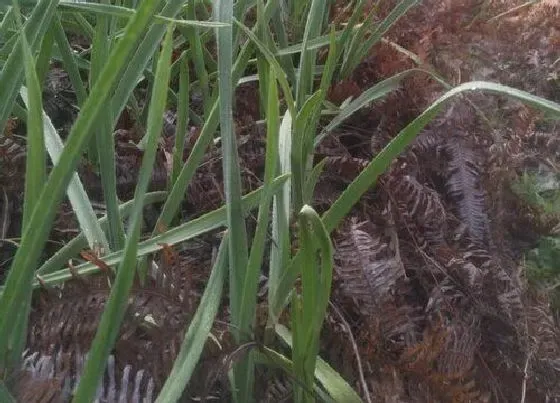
[426,374,488,403]
[445,138,490,246]
[435,317,480,379]
[525,293,560,398]
[410,130,445,155]
[28,262,193,389]
[335,219,425,355]
[386,174,448,247]
[334,219,405,311]
[528,130,560,158]
[0,135,26,194]
[434,246,485,294]
[323,156,370,183]
[400,320,449,374]
[482,262,524,323]
[28,285,107,354]
[366,366,408,403]
[16,349,155,402]
[401,316,486,402]
[259,375,292,403]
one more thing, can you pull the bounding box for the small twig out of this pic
[329,301,373,403]
[0,188,9,241]
[487,0,539,23]
[520,351,531,403]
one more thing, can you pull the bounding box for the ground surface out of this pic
[1,1,560,402]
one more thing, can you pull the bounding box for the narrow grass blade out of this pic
[59,2,228,28]
[295,0,327,109]
[0,0,162,376]
[0,0,58,132]
[340,0,419,78]
[20,88,109,252]
[182,0,211,117]
[34,22,54,85]
[215,0,253,399]
[91,0,125,250]
[110,0,185,125]
[256,0,271,117]
[276,324,363,403]
[293,89,323,208]
[303,157,326,203]
[0,7,15,42]
[155,234,229,402]
[52,15,87,105]
[269,3,296,85]
[171,55,189,188]
[215,0,249,322]
[238,65,280,335]
[72,24,175,403]
[234,18,295,118]
[292,205,333,402]
[316,69,434,145]
[155,39,262,232]
[68,12,94,39]
[7,10,45,371]
[20,42,45,231]
[154,102,220,233]
[267,111,293,326]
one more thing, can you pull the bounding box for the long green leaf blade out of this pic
[0,0,58,132]
[239,65,279,335]
[276,324,363,403]
[6,6,45,371]
[91,0,124,250]
[72,23,175,402]
[20,89,109,251]
[215,0,252,399]
[156,234,229,402]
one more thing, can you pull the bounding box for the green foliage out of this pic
[513,171,560,215]
[0,0,559,401]
[514,171,560,306]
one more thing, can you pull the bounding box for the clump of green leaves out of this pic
[513,171,560,215]
[1,0,560,401]
[514,170,560,309]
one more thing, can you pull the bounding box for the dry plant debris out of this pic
[0,0,558,401]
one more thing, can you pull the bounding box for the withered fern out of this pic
[16,350,155,402]
[334,219,404,311]
[24,254,199,399]
[385,173,448,248]
[445,138,490,246]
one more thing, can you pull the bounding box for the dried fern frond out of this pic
[434,246,485,294]
[524,294,560,397]
[400,317,485,402]
[0,135,26,193]
[334,219,424,354]
[28,260,195,389]
[435,317,480,378]
[412,130,443,153]
[445,139,490,246]
[483,263,524,323]
[259,375,292,403]
[334,220,405,311]
[16,350,155,403]
[387,174,448,247]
